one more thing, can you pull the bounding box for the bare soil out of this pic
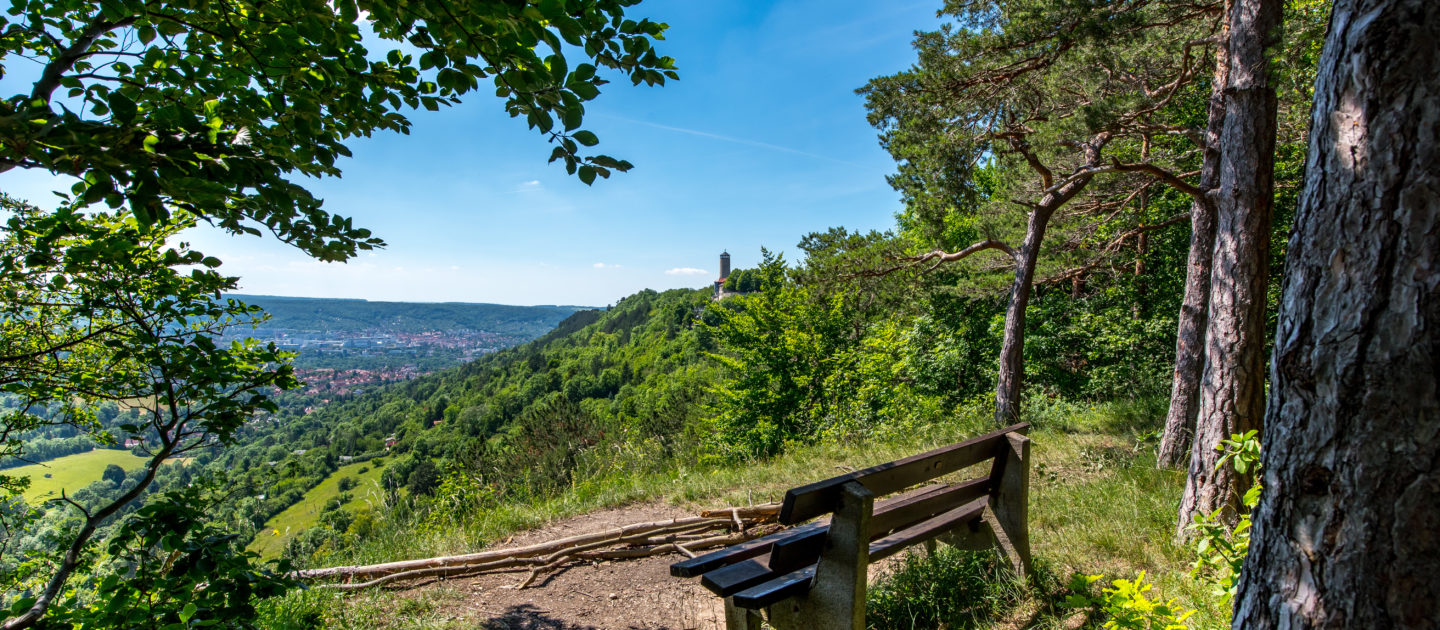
[358,500,917,629]
[382,502,729,629]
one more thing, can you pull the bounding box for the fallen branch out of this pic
[300,504,783,591]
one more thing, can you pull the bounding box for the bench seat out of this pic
[671,422,1033,630]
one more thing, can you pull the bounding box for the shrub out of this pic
[867,547,1042,628]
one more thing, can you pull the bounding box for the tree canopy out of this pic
[0,0,677,260]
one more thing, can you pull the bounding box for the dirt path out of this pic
[387,502,731,629]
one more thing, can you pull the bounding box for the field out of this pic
[11,449,154,503]
[248,460,391,559]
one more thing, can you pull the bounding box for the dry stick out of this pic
[312,524,721,591]
[296,516,735,581]
[515,522,725,589]
[313,557,534,591]
[317,526,782,592]
[313,520,766,589]
[700,503,779,520]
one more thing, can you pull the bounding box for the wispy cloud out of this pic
[509,179,543,193]
[593,262,622,269]
[665,267,710,276]
[605,116,864,167]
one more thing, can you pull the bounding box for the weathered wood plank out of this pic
[671,520,827,578]
[868,496,988,562]
[701,559,776,597]
[779,423,1029,524]
[673,481,966,579]
[731,496,989,610]
[870,476,989,536]
[767,477,989,572]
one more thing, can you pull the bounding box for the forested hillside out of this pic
[229,295,586,336]
[214,289,721,561]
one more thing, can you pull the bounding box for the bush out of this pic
[40,485,295,629]
[1065,572,1195,630]
[867,548,1044,628]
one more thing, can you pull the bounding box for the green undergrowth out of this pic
[259,397,1224,629]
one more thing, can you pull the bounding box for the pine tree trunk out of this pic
[1177,0,1281,532]
[1158,2,1231,469]
[1232,0,1440,626]
[995,207,1054,422]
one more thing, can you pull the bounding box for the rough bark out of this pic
[994,157,1098,423]
[995,208,1055,422]
[1158,1,1232,469]
[1231,0,1440,626]
[1177,0,1282,532]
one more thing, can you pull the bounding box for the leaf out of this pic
[572,130,599,146]
[9,597,35,616]
[578,165,596,185]
[570,81,600,100]
[108,92,137,124]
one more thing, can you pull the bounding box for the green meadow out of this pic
[248,460,390,559]
[10,449,153,504]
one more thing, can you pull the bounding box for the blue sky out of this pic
[0,1,943,306]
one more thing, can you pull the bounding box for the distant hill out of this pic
[227,294,591,337]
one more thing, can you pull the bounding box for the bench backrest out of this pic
[778,421,1031,525]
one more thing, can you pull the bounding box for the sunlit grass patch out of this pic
[9,449,164,503]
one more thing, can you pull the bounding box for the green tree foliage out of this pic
[721,268,763,293]
[1,2,678,624]
[0,198,298,628]
[99,465,125,487]
[860,0,1224,420]
[705,253,851,458]
[215,288,719,568]
[405,460,440,497]
[34,484,294,629]
[0,0,678,259]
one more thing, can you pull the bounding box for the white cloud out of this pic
[593,262,622,269]
[665,267,710,276]
[510,179,543,193]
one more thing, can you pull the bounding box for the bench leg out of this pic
[989,432,1033,581]
[723,597,763,630]
[938,515,995,552]
[767,480,873,630]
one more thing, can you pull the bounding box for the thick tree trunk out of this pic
[1158,3,1231,469]
[1177,0,1282,532]
[995,207,1055,422]
[1232,0,1440,627]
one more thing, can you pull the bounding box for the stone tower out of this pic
[719,251,731,280]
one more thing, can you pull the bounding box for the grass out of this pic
[248,460,390,559]
[10,449,155,503]
[265,397,1227,628]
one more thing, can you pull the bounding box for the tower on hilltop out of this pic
[715,251,731,298]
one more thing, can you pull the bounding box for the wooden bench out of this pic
[671,423,1032,630]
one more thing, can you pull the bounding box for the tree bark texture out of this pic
[1158,0,1232,469]
[1232,0,1440,627]
[1177,0,1282,532]
[994,208,1055,422]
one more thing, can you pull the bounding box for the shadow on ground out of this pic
[477,604,600,630]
